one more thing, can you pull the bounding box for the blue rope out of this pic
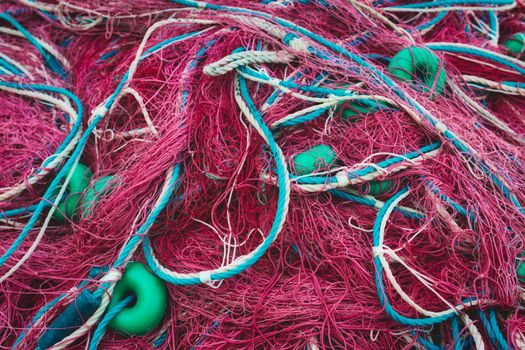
[168,0,525,217]
[478,309,510,350]
[0,13,67,78]
[383,0,514,10]
[329,189,424,219]
[0,56,23,75]
[88,296,135,350]
[373,187,456,326]
[488,309,510,350]
[1,204,40,219]
[0,84,83,266]
[414,11,448,32]
[487,11,498,42]
[277,106,330,128]
[294,142,441,185]
[143,74,290,285]
[237,66,355,96]
[14,30,211,348]
[451,316,463,350]
[424,181,471,219]
[426,43,525,76]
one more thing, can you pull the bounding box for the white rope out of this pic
[0,26,71,72]
[0,86,80,201]
[347,0,416,44]
[265,148,439,193]
[450,81,525,145]
[460,313,486,350]
[0,158,81,283]
[463,74,525,96]
[383,4,516,13]
[144,74,291,283]
[93,87,159,141]
[49,167,175,349]
[204,50,294,76]
[374,188,495,318]
[0,52,34,79]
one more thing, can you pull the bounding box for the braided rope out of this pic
[204,50,294,76]
[142,73,291,285]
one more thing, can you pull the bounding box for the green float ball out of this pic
[365,180,395,196]
[337,103,373,121]
[292,144,337,175]
[53,194,81,223]
[52,163,92,222]
[503,33,525,55]
[68,163,92,194]
[516,252,525,283]
[108,262,167,335]
[81,175,115,217]
[388,47,446,95]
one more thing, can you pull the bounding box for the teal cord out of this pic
[88,296,135,350]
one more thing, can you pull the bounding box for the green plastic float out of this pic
[516,252,525,283]
[53,163,92,222]
[363,180,395,196]
[336,102,380,122]
[52,163,116,222]
[81,175,115,217]
[388,47,446,95]
[107,262,167,335]
[503,33,525,55]
[292,144,337,175]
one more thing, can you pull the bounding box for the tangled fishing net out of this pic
[2,0,525,349]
